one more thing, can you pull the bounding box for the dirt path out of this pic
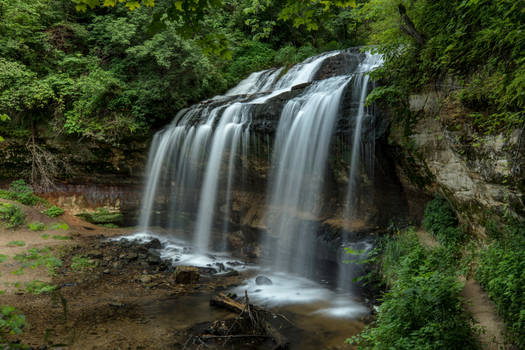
[415,230,507,349]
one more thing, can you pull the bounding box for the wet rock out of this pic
[227,231,245,250]
[109,302,124,308]
[147,255,161,265]
[216,262,225,272]
[112,261,123,269]
[126,252,138,261]
[198,267,218,275]
[175,266,200,284]
[244,244,261,259]
[255,275,272,286]
[87,250,103,259]
[145,238,162,249]
[103,269,110,274]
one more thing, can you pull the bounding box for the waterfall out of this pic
[137,50,338,253]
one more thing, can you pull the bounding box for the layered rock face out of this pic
[392,91,525,235]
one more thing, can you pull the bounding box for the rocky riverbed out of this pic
[1,210,367,350]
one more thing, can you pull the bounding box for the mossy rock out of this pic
[76,208,123,225]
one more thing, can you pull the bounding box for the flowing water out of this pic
[132,49,383,322]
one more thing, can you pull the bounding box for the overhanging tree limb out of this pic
[398,4,426,46]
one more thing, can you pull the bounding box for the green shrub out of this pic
[76,208,122,225]
[24,280,56,295]
[71,255,96,271]
[476,228,525,347]
[0,203,25,228]
[42,206,64,218]
[423,196,465,250]
[50,223,69,231]
[0,305,26,342]
[1,180,45,206]
[28,222,46,231]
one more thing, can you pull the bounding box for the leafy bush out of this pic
[76,208,122,225]
[350,231,479,349]
[0,305,26,343]
[28,222,46,231]
[50,223,69,231]
[0,203,25,229]
[71,256,96,271]
[0,180,46,206]
[24,280,56,295]
[423,196,465,250]
[42,206,64,218]
[476,227,525,347]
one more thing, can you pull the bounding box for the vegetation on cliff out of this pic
[350,199,481,349]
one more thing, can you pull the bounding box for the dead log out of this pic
[210,293,246,313]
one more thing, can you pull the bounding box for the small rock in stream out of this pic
[255,275,273,285]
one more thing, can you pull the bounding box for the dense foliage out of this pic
[350,230,479,349]
[0,0,364,146]
[423,196,465,251]
[477,223,525,347]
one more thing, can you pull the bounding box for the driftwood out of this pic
[206,291,290,350]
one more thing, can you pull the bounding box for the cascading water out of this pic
[263,75,352,278]
[137,50,338,253]
[338,53,383,292]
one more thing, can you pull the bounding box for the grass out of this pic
[24,280,57,294]
[50,223,69,231]
[70,255,96,271]
[28,222,46,231]
[6,241,25,247]
[13,247,62,276]
[52,235,71,241]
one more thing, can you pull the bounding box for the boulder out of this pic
[145,238,162,249]
[175,266,200,284]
